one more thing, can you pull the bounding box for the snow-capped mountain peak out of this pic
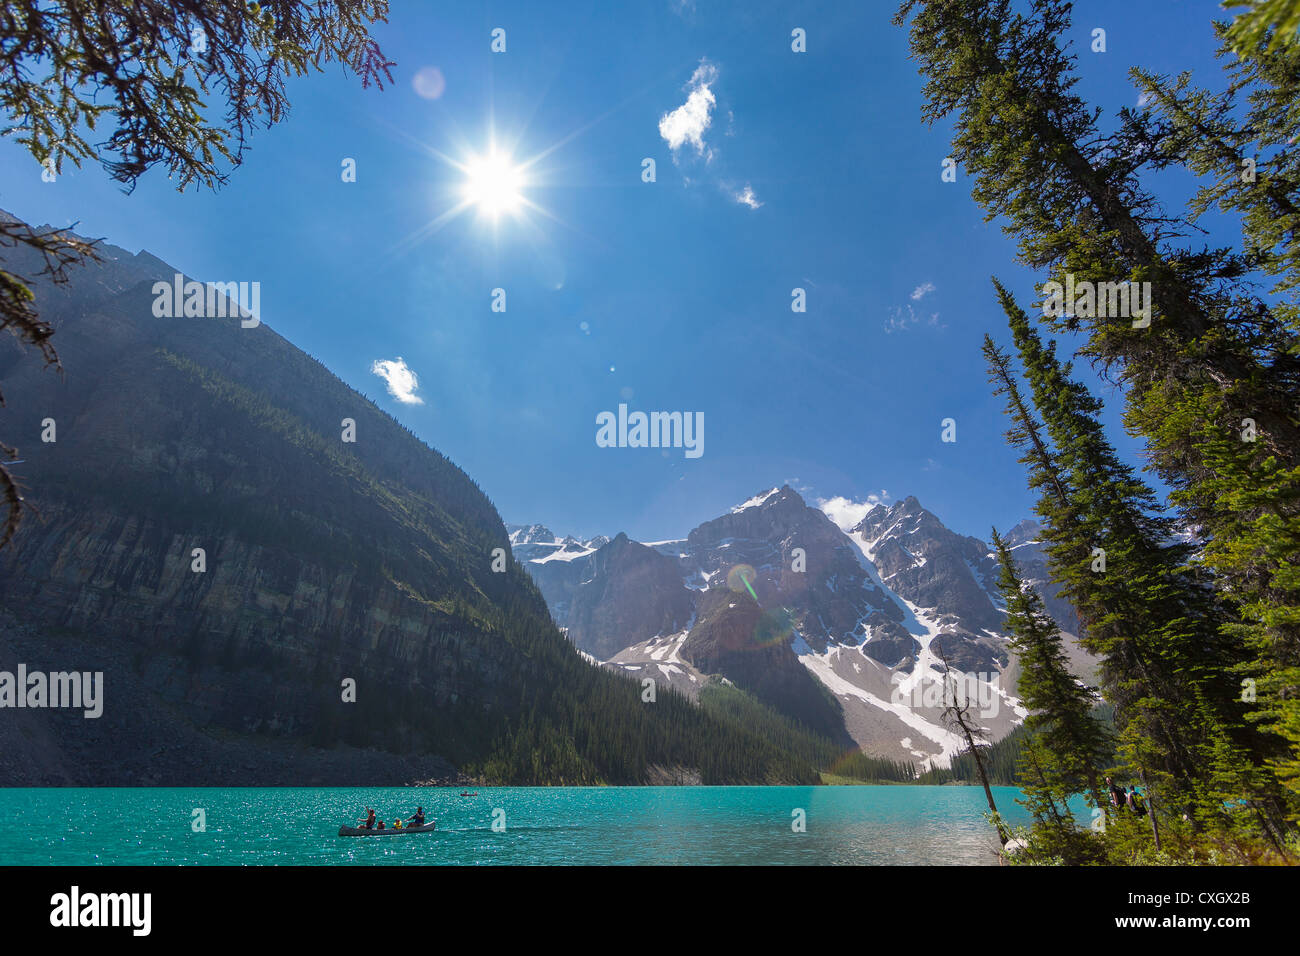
[731,487,781,514]
[508,523,555,546]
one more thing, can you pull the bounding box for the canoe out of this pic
[338,822,436,837]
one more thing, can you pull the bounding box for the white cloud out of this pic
[910,281,935,301]
[659,61,719,160]
[817,493,892,533]
[371,357,424,405]
[733,184,762,209]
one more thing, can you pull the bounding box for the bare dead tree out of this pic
[937,648,1009,845]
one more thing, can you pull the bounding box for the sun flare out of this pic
[389,119,573,250]
[461,151,525,216]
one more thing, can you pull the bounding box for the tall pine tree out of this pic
[989,277,1294,838]
[1128,26,1300,803]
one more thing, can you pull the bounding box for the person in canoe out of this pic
[392,815,404,829]
[357,808,376,830]
[407,806,426,827]
[376,819,385,830]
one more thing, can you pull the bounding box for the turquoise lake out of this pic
[0,786,1038,865]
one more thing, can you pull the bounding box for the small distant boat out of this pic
[338,822,437,837]
[459,791,478,797]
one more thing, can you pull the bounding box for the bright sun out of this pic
[402,128,554,245]
[462,151,524,216]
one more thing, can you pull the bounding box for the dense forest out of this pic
[917,725,1030,787]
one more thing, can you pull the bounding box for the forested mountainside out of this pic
[0,212,817,786]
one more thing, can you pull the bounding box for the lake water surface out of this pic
[0,785,1033,865]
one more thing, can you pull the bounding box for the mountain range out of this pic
[511,487,1095,767]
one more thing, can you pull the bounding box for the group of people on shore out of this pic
[1105,777,1147,816]
[355,806,425,831]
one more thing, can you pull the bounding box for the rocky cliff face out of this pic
[562,533,694,661]
[678,487,915,665]
[848,496,1007,674]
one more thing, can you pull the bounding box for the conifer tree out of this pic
[990,526,1110,813]
[1128,29,1300,802]
[998,281,1244,810]
[1223,0,1300,57]
[989,278,1295,840]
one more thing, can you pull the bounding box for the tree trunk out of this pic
[1138,767,1161,851]
[959,716,1008,845]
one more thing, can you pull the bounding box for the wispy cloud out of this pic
[817,492,891,532]
[659,60,719,161]
[784,477,814,495]
[733,184,762,209]
[371,357,424,405]
[884,303,944,334]
[910,281,935,301]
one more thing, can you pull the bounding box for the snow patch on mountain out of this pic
[792,630,968,767]
[817,494,891,533]
[605,623,706,698]
[506,523,608,564]
[732,488,780,513]
[532,545,597,563]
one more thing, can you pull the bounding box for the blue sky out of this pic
[0,0,1235,543]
